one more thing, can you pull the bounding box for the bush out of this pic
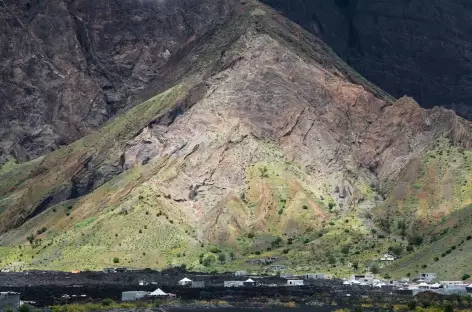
[462,273,471,281]
[255,251,261,255]
[370,263,380,274]
[466,235,472,240]
[443,302,454,312]
[409,235,423,246]
[302,205,308,209]
[434,257,439,262]
[282,248,290,254]
[113,257,120,264]
[407,301,417,310]
[66,211,71,216]
[19,305,31,312]
[210,247,221,253]
[218,253,226,263]
[102,298,115,306]
[341,245,350,255]
[303,238,310,244]
[247,233,255,239]
[328,202,335,210]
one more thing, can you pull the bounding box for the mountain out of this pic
[0,0,471,279]
[0,0,233,164]
[262,0,472,120]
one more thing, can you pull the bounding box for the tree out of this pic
[462,273,471,281]
[328,255,336,265]
[113,257,120,264]
[370,263,380,274]
[218,253,226,264]
[352,262,359,270]
[229,251,236,260]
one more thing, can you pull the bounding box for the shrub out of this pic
[66,211,71,216]
[218,253,226,263]
[407,301,417,310]
[210,247,221,253]
[247,233,255,239]
[271,237,283,248]
[443,302,454,312]
[462,273,471,281]
[328,202,335,210]
[421,264,428,269]
[409,235,423,246]
[229,251,236,260]
[370,263,380,274]
[328,255,336,265]
[302,205,308,209]
[255,251,261,255]
[102,298,115,306]
[303,238,310,244]
[466,235,472,240]
[434,257,439,262]
[341,245,350,255]
[18,305,30,312]
[282,248,290,254]
[113,257,120,264]
[139,229,142,233]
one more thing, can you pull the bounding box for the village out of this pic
[1,258,472,310]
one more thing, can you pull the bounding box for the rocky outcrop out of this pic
[263,0,472,119]
[0,0,234,164]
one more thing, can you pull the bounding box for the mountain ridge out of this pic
[0,0,471,280]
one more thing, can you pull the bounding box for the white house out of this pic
[380,254,396,262]
[224,281,245,288]
[304,273,325,279]
[234,270,248,276]
[287,280,304,286]
[419,273,437,282]
[149,288,167,296]
[178,277,192,286]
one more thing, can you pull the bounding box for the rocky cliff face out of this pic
[263,0,472,119]
[0,0,233,164]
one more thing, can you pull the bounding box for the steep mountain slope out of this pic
[263,0,472,120]
[0,0,234,164]
[0,0,471,277]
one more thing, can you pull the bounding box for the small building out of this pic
[71,270,80,274]
[287,280,304,286]
[351,273,375,284]
[191,281,206,288]
[149,288,167,297]
[440,281,463,285]
[0,292,20,311]
[466,284,472,293]
[304,273,324,280]
[178,277,192,286]
[380,254,396,262]
[103,268,116,273]
[419,273,437,282]
[244,278,256,286]
[122,291,149,301]
[224,281,245,288]
[1,268,10,273]
[234,270,248,276]
[280,273,294,279]
[116,268,128,273]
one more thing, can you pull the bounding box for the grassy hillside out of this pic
[0,1,470,280]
